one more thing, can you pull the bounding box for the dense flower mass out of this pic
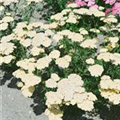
[1,0,120,119]
[45,74,97,119]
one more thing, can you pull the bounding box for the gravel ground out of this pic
[0,71,48,120]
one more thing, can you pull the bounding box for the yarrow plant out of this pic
[0,0,120,120]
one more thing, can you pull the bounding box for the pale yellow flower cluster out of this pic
[13,69,41,97]
[0,16,14,31]
[73,8,105,17]
[45,74,97,120]
[100,75,120,105]
[0,34,16,65]
[50,8,120,54]
[79,28,89,35]
[97,52,120,65]
[15,49,60,73]
[57,30,84,42]
[36,56,52,70]
[10,21,58,57]
[45,73,60,88]
[56,55,71,68]
[49,50,60,59]
[100,15,118,23]
[88,64,104,77]
[51,7,107,27]
[86,58,95,65]
[16,58,36,72]
[0,0,19,6]
[80,38,98,49]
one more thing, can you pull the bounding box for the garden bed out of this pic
[0,0,120,120]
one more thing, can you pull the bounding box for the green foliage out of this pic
[45,0,74,12]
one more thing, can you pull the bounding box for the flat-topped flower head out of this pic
[88,64,104,77]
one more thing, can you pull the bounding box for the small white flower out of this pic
[0,22,8,31]
[51,73,60,82]
[56,55,71,68]
[88,64,104,77]
[86,58,95,64]
[36,56,52,70]
[2,55,15,64]
[49,50,60,59]
[80,39,97,49]
[2,16,14,23]
[46,78,57,88]
[30,47,44,56]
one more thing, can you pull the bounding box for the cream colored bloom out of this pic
[16,82,24,88]
[32,33,52,47]
[90,28,100,33]
[46,78,57,88]
[1,34,14,43]
[4,55,15,63]
[68,33,83,42]
[90,8,105,17]
[101,15,118,23]
[51,73,60,82]
[13,69,26,79]
[16,58,36,72]
[73,8,91,15]
[97,52,111,62]
[77,100,94,111]
[0,42,15,55]
[0,22,8,30]
[79,28,88,35]
[1,0,18,5]
[86,58,95,64]
[80,39,97,49]
[56,55,71,68]
[45,29,54,36]
[2,16,14,23]
[66,16,77,24]
[88,64,104,77]
[45,92,63,106]
[26,30,36,38]
[0,6,5,11]
[51,13,64,21]
[14,70,41,88]
[49,50,60,59]
[111,53,120,65]
[99,26,107,31]
[53,34,63,43]
[108,37,119,44]
[36,56,52,70]
[20,38,31,47]
[30,47,44,56]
